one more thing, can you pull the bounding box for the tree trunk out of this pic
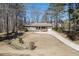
[6,13,9,38]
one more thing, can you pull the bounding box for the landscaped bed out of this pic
[55,30,79,45]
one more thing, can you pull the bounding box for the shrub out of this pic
[25,28,28,32]
[28,42,36,50]
[19,37,24,44]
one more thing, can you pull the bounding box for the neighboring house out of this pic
[24,23,53,32]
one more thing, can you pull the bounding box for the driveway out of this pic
[0,32,79,56]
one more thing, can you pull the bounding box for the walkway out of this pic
[47,29,79,52]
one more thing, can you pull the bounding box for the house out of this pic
[24,23,53,32]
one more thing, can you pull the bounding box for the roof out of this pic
[25,23,53,27]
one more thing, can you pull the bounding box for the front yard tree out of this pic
[48,3,64,30]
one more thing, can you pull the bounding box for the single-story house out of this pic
[24,23,53,32]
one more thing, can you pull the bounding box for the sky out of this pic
[24,3,68,23]
[25,3,49,11]
[25,3,49,22]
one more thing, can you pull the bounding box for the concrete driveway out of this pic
[0,32,79,56]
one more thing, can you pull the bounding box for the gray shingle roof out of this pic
[30,23,52,26]
[25,23,53,27]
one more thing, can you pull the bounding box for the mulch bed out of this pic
[64,31,79,41]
